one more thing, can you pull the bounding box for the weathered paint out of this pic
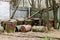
[21,25,31,32]
[6,19,17,33]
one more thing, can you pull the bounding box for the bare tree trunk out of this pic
[38,0,41,9]
[10,0,20,19]
[58,0,60,29]
[58,22,60,29]
[31,0,35,8]
[45,0,51,30]
[28,0,36,8]
[28,0,35,18]
[48,0,52,7]
[52,0,58,29]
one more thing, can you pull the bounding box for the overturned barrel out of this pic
[6,19,17,33]
[15,25,23,32]
[21,25,31,32]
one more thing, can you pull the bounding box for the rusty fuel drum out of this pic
[6,19,17,33]
[49,19,54,27]
[21,25,31,32]
[1,20,8,30]
[16,18,24,25]
[25,19,32,25]
[32,18,40,26]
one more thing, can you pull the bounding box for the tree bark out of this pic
[10,0,20,19]
[48,0,52,7]
[45,0,51,30]
[58,0,60,29]
[31,0,35,8]
[52,0,58,29]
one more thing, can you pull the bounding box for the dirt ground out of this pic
[0,30,60,40]
[0,32,43,40]
[0,35,43,40]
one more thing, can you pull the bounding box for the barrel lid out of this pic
[49,19,54,21]
[9,19,17,22]
[32,18,40,20]
[25,19,32,21]
[1,20,8,23]
[16,18,24,21]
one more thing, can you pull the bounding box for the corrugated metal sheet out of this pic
[0,1,10,20]
[11,7,28,18]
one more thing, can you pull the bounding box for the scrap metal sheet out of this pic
[0,1,10,20]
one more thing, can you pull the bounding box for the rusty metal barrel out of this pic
[21,25,31,32]
[15,25,23,32]
[1,20,8,30]
[16,18,24,25]
[32,18,40,26]
[6,19,17,33]
[49,19,54,27]
[25,19,32,25]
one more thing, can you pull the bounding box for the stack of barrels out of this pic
[0,18,43,33]
[16,18,32,32]
[16,18,25,32]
